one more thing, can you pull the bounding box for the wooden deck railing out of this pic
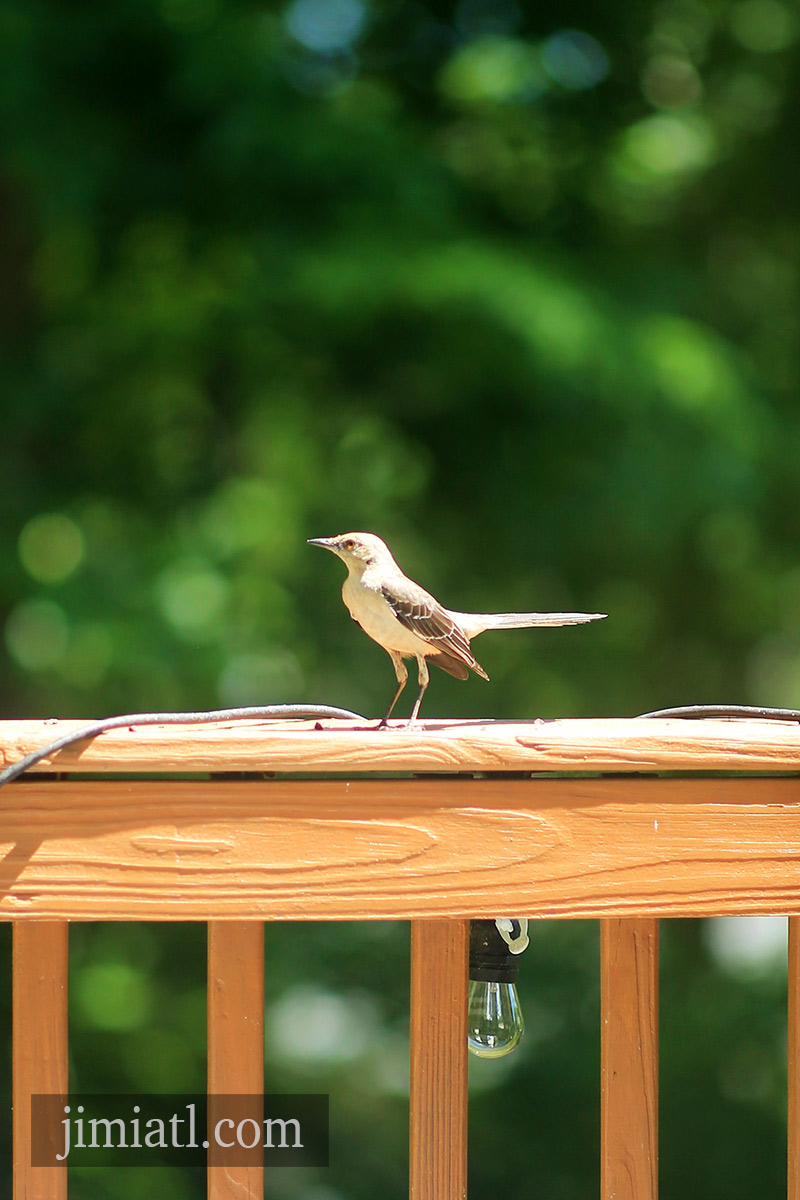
[2,715,800,1199]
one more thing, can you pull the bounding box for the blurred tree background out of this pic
[0,0,798,1195]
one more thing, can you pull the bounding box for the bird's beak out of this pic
[307,537,335,550]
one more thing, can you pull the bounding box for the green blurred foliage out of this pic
[1,0,798,1195]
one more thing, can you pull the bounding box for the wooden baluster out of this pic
[410,920,469,1200]
[789,917,800,1200]
[208,922,265,1199]
[13,922,69,1200]
[601,918,659,1200]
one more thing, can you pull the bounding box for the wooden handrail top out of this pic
[1,715,799,777]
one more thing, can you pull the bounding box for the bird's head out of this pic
[307,532,394,573]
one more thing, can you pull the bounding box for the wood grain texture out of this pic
[207,922,264,1198]
[790,917,800,1200]
[2,776,800,919]
[601,919,658,1200]
[2,716,800,775]
[13,922,68,1200]
[410,920,468,1200]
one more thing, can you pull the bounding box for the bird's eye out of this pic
[344,539,355,551]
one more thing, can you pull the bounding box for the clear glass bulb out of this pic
[467,978,524,1058]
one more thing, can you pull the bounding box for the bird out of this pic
[308,531,606,724]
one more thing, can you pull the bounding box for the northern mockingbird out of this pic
[308,532,606,723]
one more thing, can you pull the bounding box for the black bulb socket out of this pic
[469,919,520,984]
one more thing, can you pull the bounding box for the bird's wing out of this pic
[380,582,489,680]
[430,651,470,681]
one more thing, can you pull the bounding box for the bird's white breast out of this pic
[341,576,430,656]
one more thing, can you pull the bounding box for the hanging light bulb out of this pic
[467,977,524,1058]
[467,918,528,1059]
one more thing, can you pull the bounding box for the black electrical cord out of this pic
[636,704,800,721]
[0,704,366,789]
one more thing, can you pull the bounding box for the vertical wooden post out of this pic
[13,921,69,1200]
[207,921,265,1200]
[409,919,469,1200]
[789,917,800,1200]
[601,918,659,1200]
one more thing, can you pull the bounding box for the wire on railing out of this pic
[0,704,367,789]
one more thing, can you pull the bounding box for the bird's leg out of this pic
[378,651,408,727]
[408,656,430,724]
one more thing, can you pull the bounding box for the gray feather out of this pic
[454,611,607,638]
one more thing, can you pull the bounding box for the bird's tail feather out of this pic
[454,611,607,637]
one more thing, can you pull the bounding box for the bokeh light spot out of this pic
[622,114,715,175]
[59,623,115,689]
[18,513,85,584]
[730,0,796,53]
[705,915,787,979]
[74,963,154,1032]
[285,0,366,53]
[5,599,69,671]
[641,55,702,109]
[201,478,300,562]
[439,36,547,104]
[540,29,609,90]
[267,986,380,1065]
[156,559,229,639]
[218,648,304,705]
[638,315,739,412]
